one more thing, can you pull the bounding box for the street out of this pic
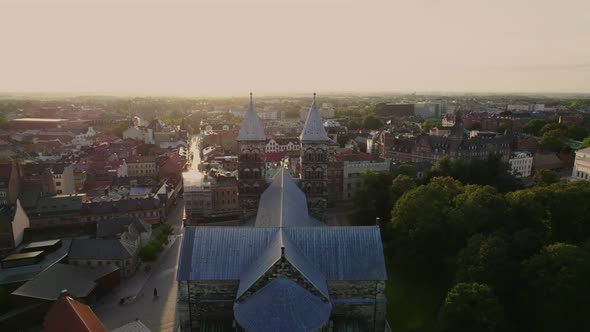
[95,197,185,332]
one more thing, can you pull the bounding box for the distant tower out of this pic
[237,93,267,221]
[300,93,330,220]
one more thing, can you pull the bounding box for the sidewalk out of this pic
[95,234,180,308]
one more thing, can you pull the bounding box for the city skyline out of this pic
[1,0,589,94]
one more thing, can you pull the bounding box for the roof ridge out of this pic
[237,93,266,141]
[300,93,330,142]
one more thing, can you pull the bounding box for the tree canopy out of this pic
[387,177,590,331]
[522,243,590,332]
[442,282,505,332]
[427,155,521,193]
[362,115,383,130]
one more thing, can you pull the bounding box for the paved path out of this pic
[95,238,181,331]
[95,197,186,331]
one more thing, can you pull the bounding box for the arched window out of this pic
[315,169,323,179]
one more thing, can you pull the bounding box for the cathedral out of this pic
[177,168,387,332]
[176,94,387,331]
[237,93,330,221]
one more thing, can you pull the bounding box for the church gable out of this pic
[235,245,329,304]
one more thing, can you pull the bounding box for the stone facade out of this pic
[300,140,329,219]
[237,141,267,221]
[180,278,387,331]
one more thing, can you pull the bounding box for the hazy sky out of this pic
[1,0,589,95]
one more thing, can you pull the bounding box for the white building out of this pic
[324,119,342,128]
[71,126,96,147]
[572,147,590,181]
[509,151,533,178]
[339,152,390,200]
[123,126,155,144]
[265,138,300,153]
[52,164,76,194]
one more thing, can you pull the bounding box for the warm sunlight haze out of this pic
[1,0,589,95]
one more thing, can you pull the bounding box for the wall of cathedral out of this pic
[238,141,267,220]
[179,279,387,332]
[328,280,387,332]
[181,280,239,331]
[300,141,329,220]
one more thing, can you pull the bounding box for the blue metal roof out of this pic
[255,168,322,228]
[177,227,279,281]
[283,226,387,280]
[178,226,386,281]
[283,233,330,300]
[235,231,282,299]
[235,230,331,301]
[234,277,332,332]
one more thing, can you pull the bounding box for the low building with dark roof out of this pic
[177,169,388,331]
[3,264,119,331]
[11,263,119,302]
[96,217,152,246]
[80,197,162,224]
[24,193,85,228]
[68,238,138,277]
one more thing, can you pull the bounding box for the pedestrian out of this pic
[153,288,158,298]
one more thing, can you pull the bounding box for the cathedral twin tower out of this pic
[237,93,330,221]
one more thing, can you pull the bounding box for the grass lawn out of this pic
[385,259,452,332]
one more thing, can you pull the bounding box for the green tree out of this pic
[455,233,514,295]
[353,171,394,223]
[505,189,549,233]
[347,120,361,130]
[580,136,590,148]
[390,174,416,208]
[427,155,520,193]
[450,185,508,237]
[533,169,559,186]
[539,123,566,136]
[543,181,590,243]
[539,129,567,152]
[390,180,461,269]
[422,120,435,132]
[394,164,417,178]
[522,243,590,332]
[362,115,382,129]
[442,283,505,332]
[521,119,548,136]
[496,122,508,134]
[104,119,131,137]
[567,126,588,141]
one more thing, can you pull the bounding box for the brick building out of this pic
[380,117,511,163]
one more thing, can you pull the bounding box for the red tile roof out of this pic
[266,152,286,162]
[44,292,107,332]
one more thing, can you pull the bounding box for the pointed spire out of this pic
[300,93,329,142]
[237,92,266,141]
